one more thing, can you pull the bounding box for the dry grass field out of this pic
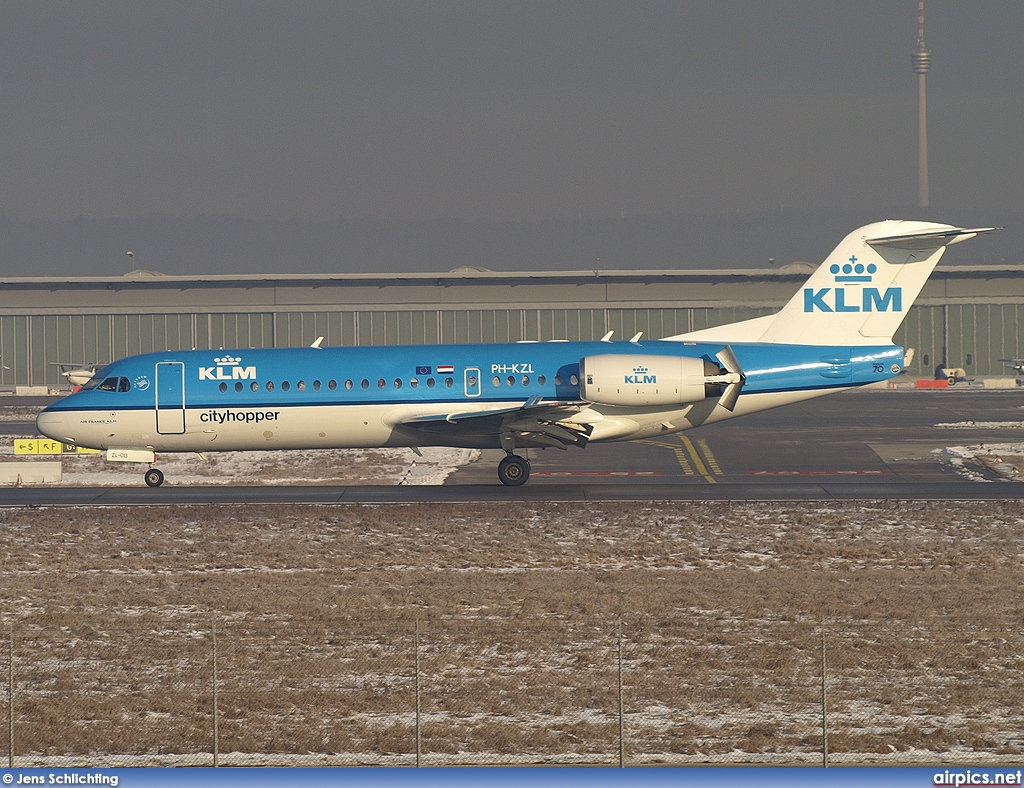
[2,499,1024,766]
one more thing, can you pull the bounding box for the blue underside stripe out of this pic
[42,382,865,415]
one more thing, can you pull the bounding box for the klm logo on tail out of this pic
[803,256,902,314]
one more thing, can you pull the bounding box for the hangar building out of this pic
[1,263,1022,391]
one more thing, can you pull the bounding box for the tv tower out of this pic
[913,0,931,208]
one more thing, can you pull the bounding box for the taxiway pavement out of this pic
[2,388,1023,504]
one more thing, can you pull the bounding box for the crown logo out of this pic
[830,255,877,283]
[633,366,649,374]
[215,355,242,365]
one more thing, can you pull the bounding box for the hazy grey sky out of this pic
[2,0,1021,226]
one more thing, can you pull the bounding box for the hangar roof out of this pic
[1,264,1022,314]
[2,263,1022,286]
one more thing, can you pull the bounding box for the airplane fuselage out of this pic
[33,219,995,487]
[37,339,902,454]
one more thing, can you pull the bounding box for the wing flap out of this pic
[399,398,592,450]
[400,396,550,425]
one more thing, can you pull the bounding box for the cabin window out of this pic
[394,378,402,389]
[554,375,563,386]
[410,378,419,388]
[329,380,337,390]
[538,375,546,386]
[377,378,386,389]
[297,380,306,390]
[444,377,454,388]
[313,380,321,391]
[235,382,243,393]
[266,381,275,392]
[250,382,259,392]
[506,376,515,387]
[219,382,227,393]
[345,380,353,390]
[427,378,435,388]
[492,376,501,387]
[570,374,579,385]
[522,376,530,386]
[361,379,369,390]
[281,381,290,392]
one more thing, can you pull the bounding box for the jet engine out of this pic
[580,354,732,407]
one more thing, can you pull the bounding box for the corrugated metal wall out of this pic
[894,303,1024,379]
[4,302,1020,389]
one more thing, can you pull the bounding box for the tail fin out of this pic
[671,220,996,346]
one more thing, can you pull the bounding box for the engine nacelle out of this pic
[579,354,724,407]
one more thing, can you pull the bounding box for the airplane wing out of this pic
[399,398,593,450]
[401,395,549,424]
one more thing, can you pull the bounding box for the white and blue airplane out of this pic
[36,220,994,487]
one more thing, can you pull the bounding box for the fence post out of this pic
[7,625,12,769]
[617,619,624,768]
[212,624,219,768]
[820,622,828,768]
[415,620,421,768]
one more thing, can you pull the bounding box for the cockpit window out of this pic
[96,376,131,392]
[81,367,111,391]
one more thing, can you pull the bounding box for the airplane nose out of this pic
[36,409,73,444]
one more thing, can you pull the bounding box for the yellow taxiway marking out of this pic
[680,436,716,483]
[639,439,694,475]
[696,438,723,476]
[641,435,724,482]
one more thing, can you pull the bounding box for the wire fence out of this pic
[3,617,1023,767]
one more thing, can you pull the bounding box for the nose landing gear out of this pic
[497,453,530,486]
[144,468,165,488]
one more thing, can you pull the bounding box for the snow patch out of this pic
[2,439,479,486]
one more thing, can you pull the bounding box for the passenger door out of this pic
[155,361,186,434]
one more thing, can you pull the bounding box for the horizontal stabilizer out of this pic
[866,227,998,252]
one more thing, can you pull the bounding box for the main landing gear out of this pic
[497,453,530,487]
[144,468,165,488]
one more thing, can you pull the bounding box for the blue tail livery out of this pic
[36,220,995,487]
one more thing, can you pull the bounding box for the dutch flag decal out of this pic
[437,365,455,374]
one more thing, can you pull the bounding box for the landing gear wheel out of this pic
[144,468,165,488]
[498,454,530,487]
